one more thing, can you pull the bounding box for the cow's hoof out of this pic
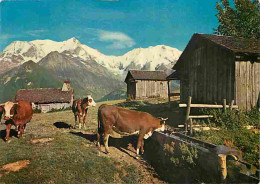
[5,139,10,143]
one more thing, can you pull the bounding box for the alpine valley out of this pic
[0,38,182,102]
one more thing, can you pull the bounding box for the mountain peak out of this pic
[66,37,80,44]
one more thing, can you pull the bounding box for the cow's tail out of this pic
[97,105,104,149]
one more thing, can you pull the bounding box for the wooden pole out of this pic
[179,104,238,108]
[185,96,192,132]
[230,100,234,110]
[223,99,227,111]
[189,118,193,135]
[167,80,171,108]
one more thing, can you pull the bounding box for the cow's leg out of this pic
[83,109,88,129]
[103,133,110,153]
[78,114,82,129]
[5,123,12,142]
[136,134,145,158]
[23,124,27,134]
[18,124,24,138]
[141,139,145,154]
[83,114,86,129]
[74,115,77,128]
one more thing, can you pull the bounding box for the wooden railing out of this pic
[179,96,239,135]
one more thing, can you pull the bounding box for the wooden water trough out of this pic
[149,131,259,183]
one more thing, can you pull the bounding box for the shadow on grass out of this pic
[54,122,73,129]
[70,131,138,157]
[0,129,17,141]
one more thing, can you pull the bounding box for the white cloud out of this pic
[99,30,135,49]
[26,29,46,37]
[0,34,16,41]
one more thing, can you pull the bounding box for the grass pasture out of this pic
[0,99,160,184]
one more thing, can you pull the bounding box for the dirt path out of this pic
[65,129,166,184]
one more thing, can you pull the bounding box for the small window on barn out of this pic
[160,82,163,85]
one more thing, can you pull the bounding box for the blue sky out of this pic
[0,0,218,55]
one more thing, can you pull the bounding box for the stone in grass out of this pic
[30,138,54,144]
[1,160,30,175]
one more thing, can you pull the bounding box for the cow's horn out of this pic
[0,103,5,106]
[14,102,19,105]
[160,118,168,121]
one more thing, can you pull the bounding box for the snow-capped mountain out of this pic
[0,37,182,74]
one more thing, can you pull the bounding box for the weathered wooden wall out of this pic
[179,37,259,110]
[36,103,71,113]
[180,38,235,106]
[135,80,168,99]
[235,61,260,110]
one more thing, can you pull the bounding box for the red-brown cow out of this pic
[72,95,96,129]
[97,104,167,157]
[0,100,33,142]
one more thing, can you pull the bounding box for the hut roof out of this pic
[15,88,73,104]
[173,34,260,70]
[198,34,260,54]
[125,70,167,82]
[166,71,179,80]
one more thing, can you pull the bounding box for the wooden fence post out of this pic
[223,99,226,111]
[189,118,193,135]
[230,100,234,110]
[185,96,192,132]
[167,81,171,108]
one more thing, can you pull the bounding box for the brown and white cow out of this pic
[97,104,167,157]
[72,95,96,129]
[0,100,33,142]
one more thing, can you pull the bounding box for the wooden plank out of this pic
[189,115,214,118]
[212,45,218,103]
[203,44,207,103]
[235,61,240,107]
[179,103,238,108]
[226,54,232,104]
[185,96,192,132]
[222,52,227,105]
[167,81,170,104]
[240,62,247,110]
[208,45,213,103]
[169,92,181,97]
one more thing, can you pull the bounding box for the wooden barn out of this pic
[173,33,260,110]
[15,81,74,113]
[125,70,168,100]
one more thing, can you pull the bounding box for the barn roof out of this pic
[199,34,260,54]
[15,88,73,104]
[125,70,167,82]
[173,34,260,70]
[166,71,179,80]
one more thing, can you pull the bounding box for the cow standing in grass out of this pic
[72,95,96,129]
[97,104,167,158]
[0,100,33,142]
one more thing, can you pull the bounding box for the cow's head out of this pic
[0,101,18,120]
[86,95,96,107]
[155,117,168,132]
